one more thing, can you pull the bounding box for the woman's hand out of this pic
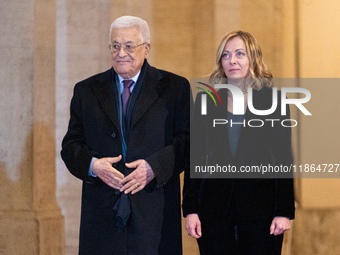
[270,216,291,236]
[185,213,202,239]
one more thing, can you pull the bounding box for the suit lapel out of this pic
[92,69,120,130]
[130,65,164,128]
[90,64,165,133]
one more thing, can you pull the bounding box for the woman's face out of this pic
[221,36,250,81]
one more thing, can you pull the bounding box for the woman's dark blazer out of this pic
[61,61,190,255]
[183,85,295,224]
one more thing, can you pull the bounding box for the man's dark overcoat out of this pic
[61,60,190,255]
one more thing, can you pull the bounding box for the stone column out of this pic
[56,0,112,254]
[0,0,64,254]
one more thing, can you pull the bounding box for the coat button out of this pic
[111,132,116,138]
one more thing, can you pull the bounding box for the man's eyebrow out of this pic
[112,40,135,44]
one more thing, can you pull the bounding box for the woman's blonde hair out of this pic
[210,30,273,90]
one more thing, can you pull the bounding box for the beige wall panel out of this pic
[280,0,297,78]
[215,0,240,46]
[298,0,340,209]
[299,0,340,78]
[292,207,340,255]
[290,1,340,253]
[151,1,194,78]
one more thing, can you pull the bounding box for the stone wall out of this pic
[0,0,64,254]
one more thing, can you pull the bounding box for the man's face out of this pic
[110,27,150,79]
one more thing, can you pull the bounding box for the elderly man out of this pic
[61,16,190,255]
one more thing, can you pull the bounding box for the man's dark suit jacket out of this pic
[183,86,295,224]
[61,60,190,255]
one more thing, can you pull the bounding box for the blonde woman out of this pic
[183,31,295,255]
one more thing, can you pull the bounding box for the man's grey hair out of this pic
[109,16,150,44]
